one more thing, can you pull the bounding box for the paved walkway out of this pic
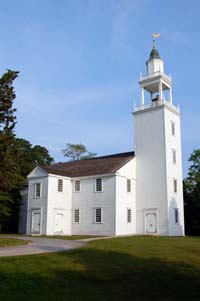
[0,236,86,257]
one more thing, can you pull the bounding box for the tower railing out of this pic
[134,99,180,113]
[139,71,171,82]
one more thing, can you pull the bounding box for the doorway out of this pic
[55,211,64,233]
[145,213,157,234]
[32,209,41,234]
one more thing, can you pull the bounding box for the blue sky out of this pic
[0,0,199,176]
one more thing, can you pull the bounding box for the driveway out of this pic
[0,236,86,257]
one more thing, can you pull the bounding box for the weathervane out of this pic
[152,32,160,47]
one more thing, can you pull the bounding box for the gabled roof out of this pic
[42,151,135,178]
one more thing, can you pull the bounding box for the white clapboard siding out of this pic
[115,158,136,235]
[71,175,115,236]
[46,174,72,235]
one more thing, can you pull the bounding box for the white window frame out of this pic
[174,208,179,224]
[127,208,132,223]
[73,209,80,223]
[172,149,177,164]
[74,180,81,192]
[94,207,103,223]
[34,182,42,198]
[127,179,131,192]
[173,179,177,193]
[95,178,103,192]
[171,121,176,136]
[57,179,63,192]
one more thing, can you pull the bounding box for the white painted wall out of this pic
[134,104,184,236]
[115,158,136,235]
[27,168,72,235]
[46,174,72,235]
[26,167,49,235]
[134,106,170,235]
[71,175,115,236]
[147,59,164,74]
[164,108,185,236]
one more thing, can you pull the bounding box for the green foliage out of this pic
[32,145,54,166]
[62,143,96,161]
[0,69,54,232]
[0,70,21,191]
[0,192,13,221]
[0,70,22,230]
[184,149,200,235]
[0,69,19,132]
[14,138,54,178]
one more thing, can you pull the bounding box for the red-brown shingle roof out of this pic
[42,151,135,178]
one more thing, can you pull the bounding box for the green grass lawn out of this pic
[0,236,199,300]
[0,238,28,248]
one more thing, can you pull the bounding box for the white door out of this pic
[55,212,64,233]
[146,213,157,233]
[32,211,41,233]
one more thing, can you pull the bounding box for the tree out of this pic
[0,70,54,232]
[62,143,96,161]
[14,139,54,179]
[0,70,22,231]
[184,149,200,235]
[14,138,34,178]
[32,145,54,166]
[0,70,21,190]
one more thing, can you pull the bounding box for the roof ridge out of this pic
[88,151,134,160]
[54,151,135,165]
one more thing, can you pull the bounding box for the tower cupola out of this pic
[146,45,164,74]
[136,36,175,108]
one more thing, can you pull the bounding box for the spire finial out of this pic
[152,33,160,48]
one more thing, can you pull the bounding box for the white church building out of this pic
[22,44,185,237]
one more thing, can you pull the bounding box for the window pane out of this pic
[127,179,131,192]
[172,150,176,164]
[96,178,102,192]
[74,209,79,223]
[95,208,102,223]
[175,208,179,224]
[75,180,80,192]
[58,179,63,192]
[171,122,175,136]
[35,183,41,198]
[174,179,177,193]
[127,209,131,223]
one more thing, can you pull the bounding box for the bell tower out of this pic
[134,40,185,236]
[139,43,173,107]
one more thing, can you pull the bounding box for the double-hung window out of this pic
[174,208,179,224]
[173,179,177,193]
[75,180,81,192]
[34,182,41,198]
[95,178,102,192]
[171,121,175,136]
[95,208,102,223]
[127,209,132,223]
[172,149,177,164]
[127,179,131,192]
[58,179,63,192]
[73,209,80,223]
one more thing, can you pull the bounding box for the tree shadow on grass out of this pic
[0,247,200,301]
